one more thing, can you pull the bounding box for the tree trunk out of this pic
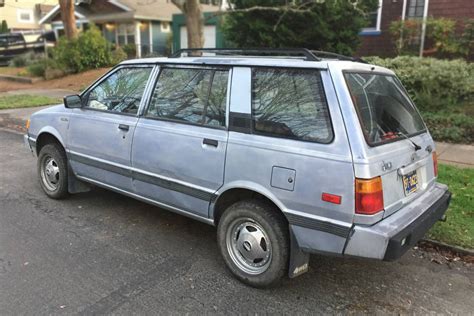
[184,0,204,49]
[59,0,78,40]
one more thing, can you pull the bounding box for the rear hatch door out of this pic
[344,71,437,217]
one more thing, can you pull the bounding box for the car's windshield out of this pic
[344,72,426,146]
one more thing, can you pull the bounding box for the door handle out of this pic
[203,138,218,147]
[118,124,130,131]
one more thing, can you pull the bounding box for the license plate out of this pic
[403,171,418,196]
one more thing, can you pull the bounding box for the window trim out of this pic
[250,67,335,145]
[80,65,154,117]
[17,9,34,23]
[142,65,231,130]
[343,70,427,148]
[361,0,383,34]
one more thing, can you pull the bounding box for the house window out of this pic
[406,0,425,18]
[160,22,170,33]
[117,23,135,45]
[361,0,382,33]
[17,9,34,23]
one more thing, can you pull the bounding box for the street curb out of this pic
[420,238,474,256]
[0,127,24,135]
[0,74,42,84]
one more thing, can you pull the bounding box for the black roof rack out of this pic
[310,50,368,63]
[170,48,321,61]
[169,48,367,63]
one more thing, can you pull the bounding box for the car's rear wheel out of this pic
[38,143,69,199]
[217,200,289,288]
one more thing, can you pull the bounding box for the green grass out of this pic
[0,94,61,110]
[427,164,474,249]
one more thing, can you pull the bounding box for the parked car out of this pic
[24,48,451,287]
[0,31,55,65]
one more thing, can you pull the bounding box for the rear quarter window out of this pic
[251,68,333,143]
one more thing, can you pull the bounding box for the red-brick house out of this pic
[357,0,474,57]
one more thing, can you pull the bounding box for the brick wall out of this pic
[356,0,474,57]
[428,0,474,31]
[356,0,403,57]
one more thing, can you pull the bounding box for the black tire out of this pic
[37,143,69,199]
[217,200,289,288]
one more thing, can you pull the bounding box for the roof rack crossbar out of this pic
[170,48,321,61]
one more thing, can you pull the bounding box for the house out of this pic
[172,12,225,51]
[357,0,474,57]
[0,0,57,32]
[39,0,219,57]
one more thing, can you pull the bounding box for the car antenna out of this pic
[397,129,421,151]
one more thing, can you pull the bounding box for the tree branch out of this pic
[204,5,314,22]
[272,1,314,32]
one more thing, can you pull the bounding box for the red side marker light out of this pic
[322,193,342,205]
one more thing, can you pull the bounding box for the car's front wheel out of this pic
[217,200,289,288]
[37,143,69,199]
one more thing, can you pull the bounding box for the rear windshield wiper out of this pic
[397,130,421,151]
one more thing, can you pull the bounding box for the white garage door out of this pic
[180,25,216,49]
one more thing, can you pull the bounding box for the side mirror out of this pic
[64,95,82,109]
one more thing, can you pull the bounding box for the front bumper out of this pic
[24,134,36,156]
[344,183,450,260]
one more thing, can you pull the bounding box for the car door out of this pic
[131,65,230,218]
[67,65,154,192]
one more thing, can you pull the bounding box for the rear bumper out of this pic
[344,183,450,260]
[383,189,451,260]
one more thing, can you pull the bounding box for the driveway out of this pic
[0,130,473,314]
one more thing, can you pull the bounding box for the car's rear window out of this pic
[344,72,426,146]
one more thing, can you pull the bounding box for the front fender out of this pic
[35,126,66,148]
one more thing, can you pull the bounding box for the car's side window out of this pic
[85,67,152,115]
[251,68,333,143]
[146,67,228,127]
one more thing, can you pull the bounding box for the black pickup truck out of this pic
[0,31,56,66]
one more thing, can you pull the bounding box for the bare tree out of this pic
[59,0,78,40]
[171,0,204,49]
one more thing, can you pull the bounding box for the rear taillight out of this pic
[433,152,438,177]
[355,177,384,215]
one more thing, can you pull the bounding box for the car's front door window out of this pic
[86,67,152,115]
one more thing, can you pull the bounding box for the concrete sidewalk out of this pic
[436,143,474,168]
[1,104,473,168]
[0,88,75,99]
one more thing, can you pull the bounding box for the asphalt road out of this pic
[1,130,473,314]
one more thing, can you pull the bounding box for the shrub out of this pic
[26,57,64,79]
[122,44,137,58]
[26,61,47,77]
[364,56,474,112]
[9,52,45,67]
[111,46,128,64]
[459,19,474,60]
[53,24,114,73]
[423,111,474,143]
[389,17,474,59]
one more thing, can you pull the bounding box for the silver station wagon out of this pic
[24,49,451,287]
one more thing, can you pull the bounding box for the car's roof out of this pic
[119,57,395,75]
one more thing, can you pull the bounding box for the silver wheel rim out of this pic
[41,156,60,191]
[226,218,272,275]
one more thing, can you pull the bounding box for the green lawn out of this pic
[0,95,61,110]
[427,164,474,249]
